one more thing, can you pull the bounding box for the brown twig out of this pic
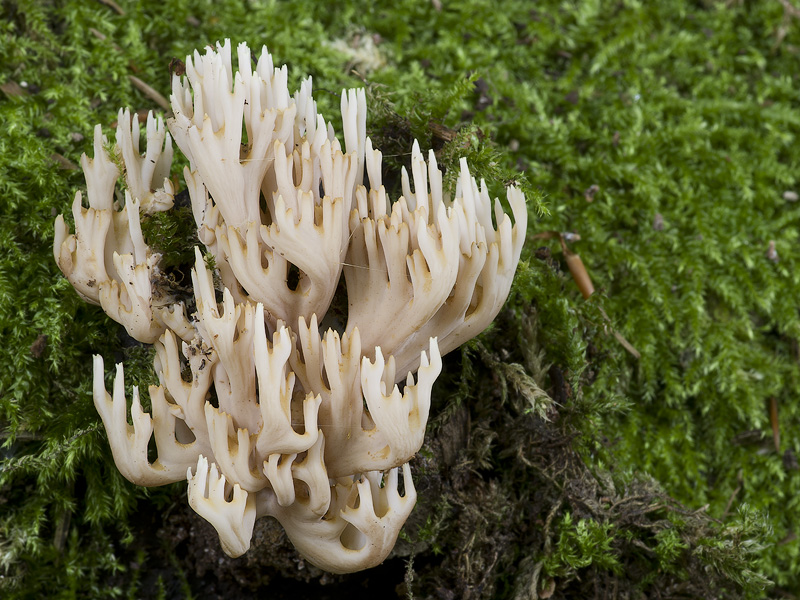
[0,81,27,97]
[88,27,122,52]
[129,75,170,110]
[96,0,125,15]
[50,153,78,170]
[559,236,595,299]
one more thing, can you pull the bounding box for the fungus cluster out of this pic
[53,40,527,573]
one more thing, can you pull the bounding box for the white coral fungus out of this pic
[54,40,527,573]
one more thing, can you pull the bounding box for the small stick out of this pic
[88,27,123,52]
[96,0,125,15]
[129,75,170,110]
[559,236,594,299]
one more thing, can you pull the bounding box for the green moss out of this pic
[543,512,623,578]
